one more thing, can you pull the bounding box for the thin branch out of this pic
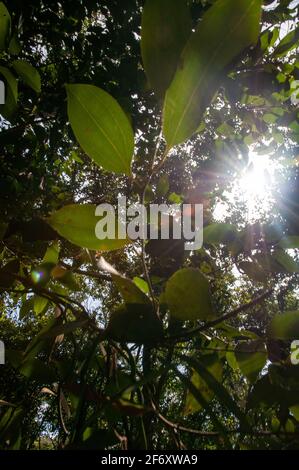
[167,288,274,342]
[152,401,299,438]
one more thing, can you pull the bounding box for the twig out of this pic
[152,401,299,437]
[168,288,274,342]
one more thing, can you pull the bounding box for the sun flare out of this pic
[214,152,280,222]
[239,156,271,201]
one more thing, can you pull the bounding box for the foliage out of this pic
[1,0,299,450]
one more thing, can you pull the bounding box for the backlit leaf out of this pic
[12,60,41,93]
[47,204,129,251]
[269,311,299,340]
[184,354,223,414]
[0,2,11,51]
[66,84,134,175]
[163,0,262,147]
[235,340,267,383]
[165,268,214,321]
[141,0,191,96]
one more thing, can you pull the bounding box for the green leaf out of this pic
[38,319,89,339]
[274,27,299,57]
[203,223,237,245]
[47,204,129,251]
[0,66,18,102]
[217,121,234,137]
[168,192,183,204]
[235,340,267,383]
[290,405,299,422]
[12,60,41,93]
[263,113,277,124]
[0,406,24,449]
[274,250,299,273]
[238,261,266,283]
[99,257,162,343]
[113,275,151,305]
[19,297,34,320]
[248,365,299,409]
[163,0,262,147]
[226,351,239,370]
[156,174,170,198]
[0,259,19,288]
[216,322,260,340]
[99,257,151,306]
[173,366,228,436]
[165,268,214,321]
[8,34,21,55]
[0,65,18,120]
[183,355,249,429]
[141,0,191,96]
[19,359,56,384]
[51,265,80,291]
[43,242,60,264]
[33,295,49,315]
[24,317,62,358]
[110,398,148,417]
[66,84,134,175]
[254,252,287,274]
[70,150,83,164]
[184,354,223,414]
[269,311,299,340]
[0,2,11,51]
[107,304,163,344]
[279,236,299,249]
[133,277,149,294]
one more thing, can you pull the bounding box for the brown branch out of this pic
[167,288,274,342]
[152,401,299,438]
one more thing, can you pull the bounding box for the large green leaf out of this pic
[238,261,266,283]
[184,354,223,414]
[33,295,49,315]
[19,359,56,384]
[100,257,162,343]
[203,223,237,245]
[141,0,191,96]
[0,2,11,51]
[12,60,41,93]
[0,259,20,288]
[183,355,249,429]
[248,365,299,409]
[273,249,299,273]
[173,366,227,436]
[38,319,89,339]
[278,236,299,249]
[107,304,163,344]
[165,267,214,321]
[0,66,18,102]
[163,0,262,147]
[66,84,134,175]
[269,311,299,340]
[47,204,129,251]
[43,242,60,264]
[99,257,151,306]
[274,27,299,57]
[0,66,18,120]
[235,340,267,383]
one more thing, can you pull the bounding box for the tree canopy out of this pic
[1,0,299,451]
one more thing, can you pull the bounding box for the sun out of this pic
[238,153,275,220]
[239,155,270,200]
[214,152,278,222]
